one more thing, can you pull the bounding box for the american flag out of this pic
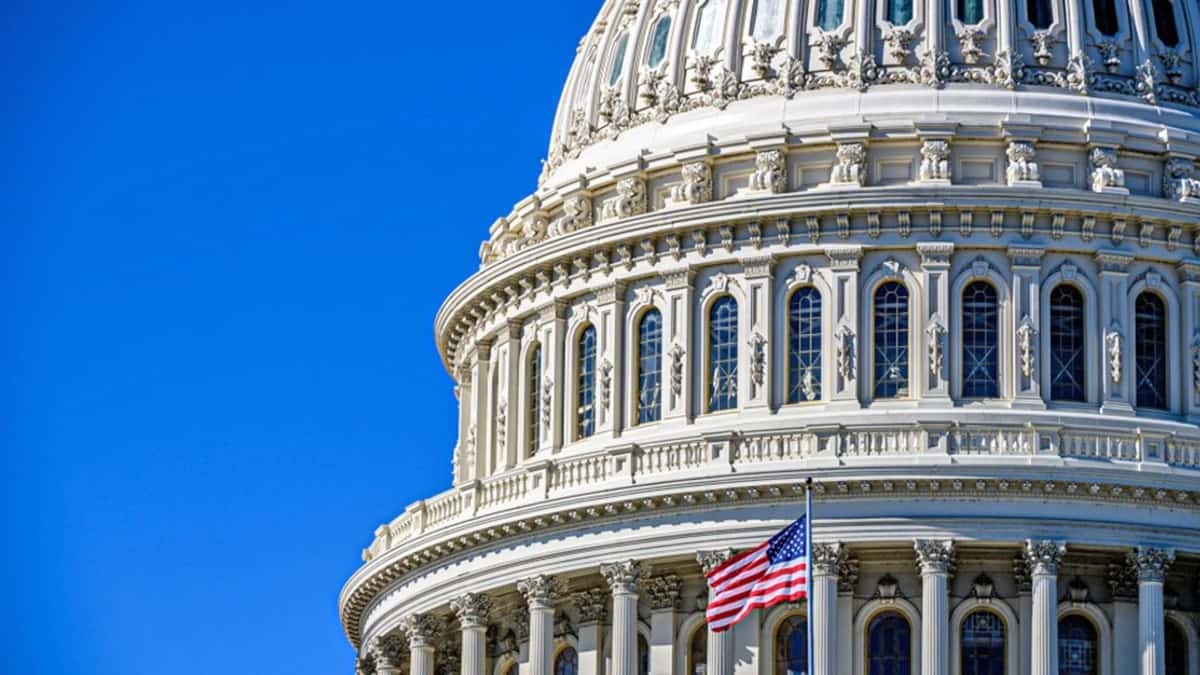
[704,516,808,632]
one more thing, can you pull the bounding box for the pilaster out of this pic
[663,267,695,422]
[1096,251,1134,413]
[1008,247,1046,407]
[501,322,523,470]
[1179,261,1200,419]
[1108,558,1140,675]
[646,575,681,675]
[741,254,775,410]
[595,281,625,437]
[918,244,954,403]
[824,245,863,407]
[570,589,608,675]
[467,341,493,483]
[538,303,568,454]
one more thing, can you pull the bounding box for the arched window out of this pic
[1151,0,1180,46]
[1165,619,1188,675]
[961,610,1005,675]
[962,281,1000,398]
[693,0,728,56]
[874,282,910,399]
[555,647,579,675]
[609,33,630,86]
[774,615,809,675]
[688,626,708,675]
[788,287,822,403]
[867,612,911,675]
[1058,615,1098,675]
[957,0,984,24]
[577,326,597,438]
[648,17,672,68]
[1049,285,1086,402]
[1135,292,1168,410]
[1027,0,1053,28]
[816,0,845,30]
[886,0,914,24]
[637,309,663,424]
[750,0,786,41]
[709,296,739,411]
[527,344,543,456]
[1092,0,1119,35]
[638,634,651,675]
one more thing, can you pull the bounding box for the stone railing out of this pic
[362,422,1200,563]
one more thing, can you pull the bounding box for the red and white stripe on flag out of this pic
[704,517,808,632]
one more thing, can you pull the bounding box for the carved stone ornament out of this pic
[645,574,683,610]
[1164,157,1200,202]
[1107,557,1139,600]
[1192,332,1200,398]
[970,573,996,600]
[368,632,408,669]
[601,177,648,221]
[883,26,917,64]
[600,358,613,411]
[919,140,951,182]
[837,555,861,594]
[1090,147,1127,193]
[1105,325,1123,384]
[403,612,440,648]
[1133,547,1175,583]
[517,574,563,607]
[835,324,857,381]
[600,559,643,594]
[1030,30,1057,66]
[809,30,851,70]
[541,376,554,434]
[830,142,866,185]
[811,542,847,576]
[1006,141,1040,185]
[450,592,493,628]
[748,149,787,194]
[569,588,608,624]
[914,539,956,574]
[1023,539,1067,576]
[553,612,575,639]
[1017,316,1037,379]
[552,194,593,238]
[669,343,685,398]
[697,549,735,575]
[1012,553,1032,593]
[1066,577,1091,603]
[875,574,901,600]
[669,162,713,206]
[926,317,946,380]
[749,332,767,396]
[955,25,986,65]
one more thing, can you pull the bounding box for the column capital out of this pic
[1024,539,1067,577]
[368,631,408,669]
[1095,249,1134,274]
[914,539,956,575]
[824,244,864,270]
[811,542,847,576]
[518,575,564,608]
[697,549,735,575]
[403,613,440,649]
[450,592,493,629]
[917,241,955,268]
[1007,245,1046,268]
[569,588,609,625]
[1132,547,1175,583]
[600,559,643,595]
[644,574,682,611]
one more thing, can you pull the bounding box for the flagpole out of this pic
[805,477,814,675]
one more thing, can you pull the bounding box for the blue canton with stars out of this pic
[766,516,807,564]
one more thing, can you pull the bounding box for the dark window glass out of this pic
[709,296,739,411]
[886,0,913,24]
[957,0,985,23]
[962,281,1000,398]
[788,287,822,403]
[874,282,910,399]
[577,326,597,438]
[527,345,542,455]
[868,613,911,675]
[1165,620,1188,675]
[1027,0,1053,28]
[637,309,663,424]
[689,626,708,675]
[1093,0,1119,35]
[638,635,650,675]
[1152,0,1180,46]
[816,0,845,30]
[1049,286,1086,402]
[774,615,809,675]
[648,17,671,67]
[961,611,1005,675]
[1058,615,1098,675]
[1135,293,1168,410]
[555,647,579,675]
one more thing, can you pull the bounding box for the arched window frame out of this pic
[675,613,709,675]
[1164,610,1200,675]
[1056,606,1113,675]
[643,14,675,69]
[1040,267,1100,407]
[861,259,922,403]
[876,0,923,31]
[1019,0,1061,34]
[570,322,599,440]
[1146,0,1185,49]
[853,599,921,675]
[780,270,829,405]
[689,0,730,58]
[761,604,809,675]
[493,655,520,675]
[1084,0,1126,39]
[951,261,1011,401]
[950,601,1019,675]
[743,0,790,44]
[523,339,545,457]
[635,306,665,425]
[1126,277,1180,415]
[698,272,746,415]
[951,0,992,27]
[625,287,666,427]
[554,640,581,675]
[808,0,850,36]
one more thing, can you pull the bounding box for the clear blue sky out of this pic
[1,2,596,673]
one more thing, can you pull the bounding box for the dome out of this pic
[341,2,1200,675]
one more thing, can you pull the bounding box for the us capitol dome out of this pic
[340,1,1200,674]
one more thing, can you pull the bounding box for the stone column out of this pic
[570,590,608,675]
[1025,540,1067,675]
[836,555,859,675]
[1179,261,1200,420]
[595,281,625,437]
[698,550,735,675]
[518,575,563,675]
[369,632,408,675]
[811,543,846,675]
[1134,547,1175,675]
[662,267,695,422]
[404,613,439,675]
[452,593,493,675]
[915,540,955,675]
[467,341,493,482]
[601,560,643,675]
[741,254,775,410]
[1097,251,1134,413]
[824,245,863,407]
[917,243,954,403]
[646,575,682,675]
[1108,558,1140,675]
[499,321,523,471]
[1013,554,1032,675]
[1008,246,1046,408]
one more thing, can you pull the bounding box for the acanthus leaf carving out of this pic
[748,149,787,194]
[926,316,947,380]
[830,142,866,186]
[749,332,767,397]
[835,324,857,382]
[1017,316,1038,379]
[668,161,713,206]
[1006,141,1040,185]
[669,343,686,398]
[1105,324,1123,385]
[601,177,648,221]
[1090,147,1126,194]
[919,140,952,182]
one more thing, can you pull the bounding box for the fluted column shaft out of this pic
[452,593,493,675]
[699,550,735,675]
[1135,548,1175,675]
[519,576,562,675]
[602,561,643,675]
[810,544,844,675]
[410,643,434,675]
[1026,541,1067,675]
[915,540,954,675]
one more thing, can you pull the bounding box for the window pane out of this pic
[774,615,809,675]
[1049,285,1086,402]
[528,345,542,455]
[816,0,845,30]
[555,647,579,675]
[788,287,822,403]
[694,0,728,55]
[961,611,1005,675]
[957,0,984,23]
[962,281,1000,398]
[638,310,663,424]
[1093,0,1119,35]
[874,282,910,399]
[1135,293,1168,410]
[578,327,597,438]
[1152,0,1180,46]
[887,0,914,24]
[648,17,672,67]
[1027,0,1052,28]
[1058,616,1098,675]
[709,296,739,411]
[751,0,785,41]
[609,33,630,85]
[868,613,911,675]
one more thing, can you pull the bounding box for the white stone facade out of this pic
[341,1,1200,674]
